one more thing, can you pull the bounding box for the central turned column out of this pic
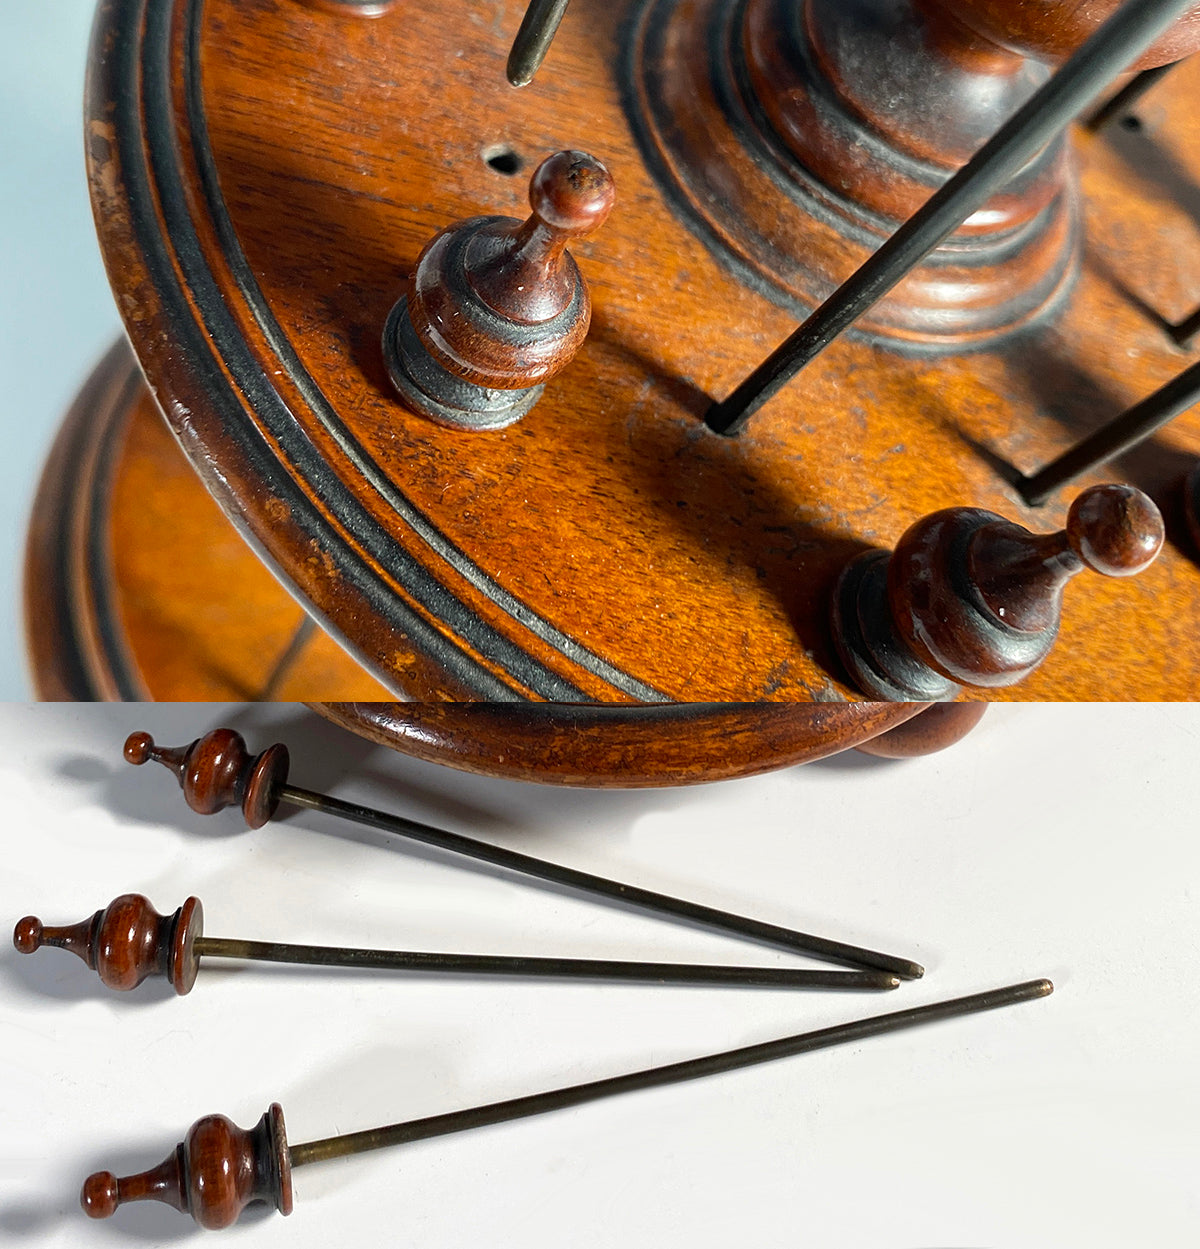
[625,0,1200,347]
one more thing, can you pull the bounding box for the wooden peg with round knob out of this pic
[831,484,1165,699]
[124,729,289,828]
[13,894,203,994]
[82,1104,293,1229]
[383,149,615,430]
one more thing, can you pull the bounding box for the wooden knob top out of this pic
[888,484,1164,686]
[82,1104,293,1229]
[124,729,289,828]
[1064,483,1164,577]
[13,894,203,994]
[526,150,616,240]
[466,150,613,324]
[404,150,614,390]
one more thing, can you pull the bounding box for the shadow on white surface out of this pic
[1,943,179,1007]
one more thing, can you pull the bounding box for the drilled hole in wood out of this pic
[483,145,523,175]
[1121,114,1144,132]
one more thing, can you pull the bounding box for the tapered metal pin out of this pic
[123,730,925,980]
[79,978,1053,1228]
[1017,356,1200,504]
[13,894,900,995]
[507,0,571,87]
[1085,60,1179,131]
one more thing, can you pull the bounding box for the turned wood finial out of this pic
[383,149,614,430]
[13,895,203,994]
[82,1104,293,1229]
[124,729,289,827]
[832,484,1164,699]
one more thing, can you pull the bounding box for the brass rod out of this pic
[256,616,318,701]
[289,978,1052,1166]
[193,936,900,990]
[279,783,924,980]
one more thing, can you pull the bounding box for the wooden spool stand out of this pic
[22,0,1200,776]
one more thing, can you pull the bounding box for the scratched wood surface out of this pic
[82,0,1200,699]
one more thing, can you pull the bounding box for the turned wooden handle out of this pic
[124,729,289,828]
[82,1104,293,1229]
[13,894,203,994]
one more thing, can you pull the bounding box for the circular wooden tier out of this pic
[83,0,1200,699]
[24,339,391,701]
[313,700,989,785]
[24,340,975,782]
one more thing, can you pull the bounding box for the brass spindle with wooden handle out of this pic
[123,729,925,979]
[13,894,901,993]
[78,980,1052,1228]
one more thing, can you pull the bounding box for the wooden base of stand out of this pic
[313,700,990,785]
[80,0,1200,701]
[22,339,990,782]
[23,339,390,703]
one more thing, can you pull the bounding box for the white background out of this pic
[1,2,120,698]
[2,700,1198,1247]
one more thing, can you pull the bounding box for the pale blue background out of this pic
[1,3,123,697]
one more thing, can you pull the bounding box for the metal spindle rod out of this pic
[289,978,1052,1165]
[196,936,899,990]
[507,0,571,87]
[257,616,317,701]
[1018,357,1200,505]
[280,783,923,980]
[1172,305,1200,347]
[14,895,899,996]
[705,0,1198,437]
[1086,60,1180,130]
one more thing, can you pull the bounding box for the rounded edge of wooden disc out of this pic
[309,700,929,786]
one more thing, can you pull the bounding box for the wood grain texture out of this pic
[82,0,1200,699]
[312,701,943,785]
[13,894,203,995]
[853,701,989,758]
[81,1104,292,1228]
[24,340,393,701]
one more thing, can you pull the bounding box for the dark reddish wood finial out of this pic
[124,729,289,828]
[383,149,615,430]
[13,894,203,994]
[832,484,1164,699]
[82,1104,293,1229]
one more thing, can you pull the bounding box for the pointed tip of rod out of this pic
[506,60,534,88]
[896,959,924,981]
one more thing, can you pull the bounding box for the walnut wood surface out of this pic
[853,701,989,758]
[23,348,977,783]
[84,0,1200,698]
[312,701,949,785]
